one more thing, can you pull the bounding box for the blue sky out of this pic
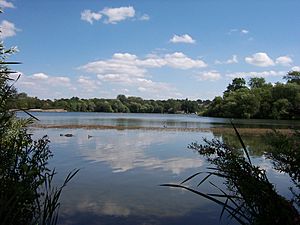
[1,0,300,100]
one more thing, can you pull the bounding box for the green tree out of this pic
[181,98,199,113]
[128,102,141,113]
[164,99,181,113]
[205,74,300,119]
[284,71,300,85]
[95,101,113,112]
[117,94,127,103]
[224,78,247,94]
[111,99,129,113]
[204,96,223,117]
[248,77,266,89]
[271,98,292,119]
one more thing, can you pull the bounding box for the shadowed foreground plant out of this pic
[162,123,299,225]
[0,32,78,224]
[265,130,300,208]
[0,118,79,225]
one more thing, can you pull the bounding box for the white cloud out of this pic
[31,73,49,80]
[81,52,207,76]
[101,6,135,24]
[196,71,221,81]
[49,76,71,86]
[226,70,285,78]
[0,20,19,39]
[275,56,293,66]
[228,28,249,35]
[12,73,76,99]
[97,74,134,83]
[96,74,175,95]
[164,52,207,69]
[112,52,138,61]
[7,52,208,99]
[139,14,150,21]
[0,0,15,8]
[135,78,174,94]
[78,76,101,92]
[81,52,205,97]
[215,55,238,64]
[292,66,300,71]
[228,55,238,64]
[28,73,70,87]
[81,9,102,24]
[80,6,148,24]
[245,52,275,67]
[170,34,196,44]
[82,54,147,78]
[14,72,106,99]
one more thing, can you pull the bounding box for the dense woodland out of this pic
[204,71,300,119]
[10,71,300,119]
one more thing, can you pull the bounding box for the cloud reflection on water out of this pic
[76,199,131,217]
[73,130,204,174]
[39,128,292,225]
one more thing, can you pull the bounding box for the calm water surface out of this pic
[25,112,300,129]
[22,113,296,225]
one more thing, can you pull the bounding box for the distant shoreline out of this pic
[31,124,292,135]
[12,109,68,112]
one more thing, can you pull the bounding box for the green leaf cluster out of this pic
[204,76,300,119]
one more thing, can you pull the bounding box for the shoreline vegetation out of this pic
[11,108,67,112]
[10,72,300,120]
[31,124,293,135]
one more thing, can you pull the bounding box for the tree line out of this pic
[10,94,211,114]
[203,71,300,119]
[10,71,300,119]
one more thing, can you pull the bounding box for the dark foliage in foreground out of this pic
[265,130,300,207]
[0,31,78,224]
[162,124,300,225]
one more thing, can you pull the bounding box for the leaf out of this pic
[197,173,212,187]
[160,184,248,225]
[231,120,252,165]
[180,172,202,184]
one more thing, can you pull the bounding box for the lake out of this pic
[20,112,297,225]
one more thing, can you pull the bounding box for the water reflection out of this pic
[76,199,131,217]
[31,126,293,225]
[212,131,269,156]
[19,112,300,129]
[77,131,204,173]
[38,129,222,225]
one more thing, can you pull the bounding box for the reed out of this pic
[162,122,299,225]
[0,38,78,225]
